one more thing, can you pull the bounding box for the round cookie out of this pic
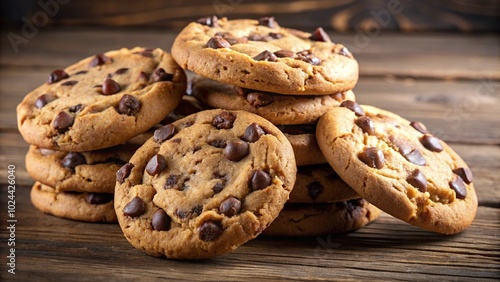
[289,164,360,204]
[172,16,358,95]
[114,109,297,259]
[30,182,117,223]
[25,144,139,194]
[316,102,478,235]
[277,124,327,166]
[262,199,381,237]
[191,75,355,124]
[17,47,186,152]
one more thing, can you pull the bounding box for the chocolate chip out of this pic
[74,70,88,75]
[61,152,86,169]
[219,197,241,217]
[359,147,385,169]
[253,50,278,62]
[404,149,427,166]
[449,177,467,199]
[389,136,412,156]
[407,169,427,192]
[216,33,248,45]
[247,34,267,42]
[212,112,236,129]
[52,111,74,132]
[86,193,113,205]
[250,170,271,191]
[35,94,57,109]
[340,100,365,116]
[208,139,227,148]
[61,80,78,86]
[154,124,176,143]
[355,116,375,135]
[295,50,321,65]
[307,181,324,200]
[115,68,129,75]
[338,47,351,57]
[258,17,278,28]
[193,205,203,216]
[164,174,181,190]
[243,123,266,142]
[310,27,331,42]
[135,49,154,57]
[145,154,167,176]
[246,92,274,107]
[410,121,429,134]
[117,94,141,116]
[198,220,223,241]
[68,104,83,113]
[420,134,443,152]
[48,70,69,84]
[206,36,231,49]
[89,54,110,67]
[224,140,249,161]
[152,209,171,231]
[123,196,146,217]
[176,209,190,219]
[212,180,226,194]
[139,71,149,81]
[102,78,121,95]
[196,15,219,27]
[453,167,473,184]
[274,50,295,58]
[152,68,174,82]
[116,163,134,184]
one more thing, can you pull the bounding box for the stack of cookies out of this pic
[17,47,187,222]
[176,16,381,236]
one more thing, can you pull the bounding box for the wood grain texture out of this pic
[0,26,498,280]
[2,0,499,31]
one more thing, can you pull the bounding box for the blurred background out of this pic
[1,0,499,32]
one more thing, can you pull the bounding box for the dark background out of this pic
[1,0,499,32]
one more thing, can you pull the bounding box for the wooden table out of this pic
[0,27,499,281]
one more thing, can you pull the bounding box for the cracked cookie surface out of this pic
[172,17,358,95]
[17,47,186,152]
[316,103,478,234]
[114,109,296,259]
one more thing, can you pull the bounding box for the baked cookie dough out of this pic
[115,109,297,259]
[17,47,186,152]
[316,102,478,234]
[172,17,358,95]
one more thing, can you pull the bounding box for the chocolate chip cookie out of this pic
[25,144,139,194]
[114,109,297,259]
[277,124,327,166]
[30,182,117,223]
[172,17,358,95]
[316,102,478,234]
[17,47,186,152]
[263,199,381,237]
[191,75,355,124]
[289,164,360,204]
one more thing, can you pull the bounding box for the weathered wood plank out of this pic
[1,185,498,281]
[1,29,499,80]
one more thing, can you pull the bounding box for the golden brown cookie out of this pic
[17,47,186,152]
[316,102,478,234]
[114,109,297,259]
[30,182,117,223]
[277,124,328,166]
[191,75,355,124]
[172,17,358,95]
[262,199,381,237]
